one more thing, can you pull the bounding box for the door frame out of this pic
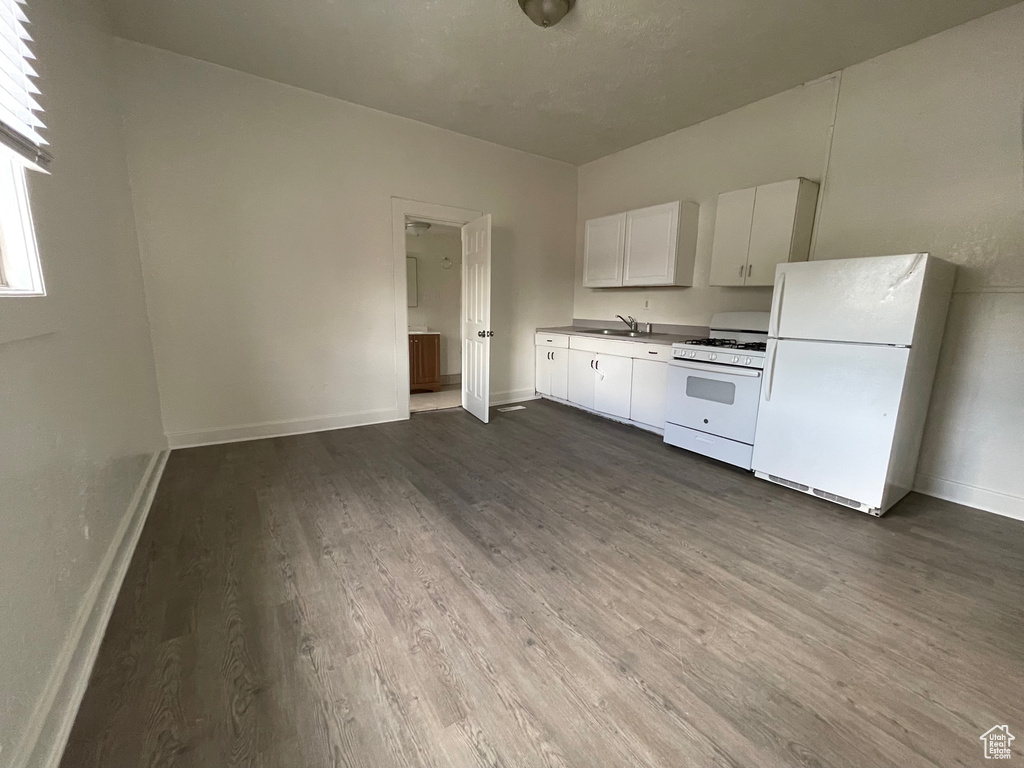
[392,198,482,420]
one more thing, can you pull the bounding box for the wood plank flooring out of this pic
[61,399,1024,767]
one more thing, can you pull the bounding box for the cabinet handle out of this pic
[550,351,554,360]
[747,264,752,277]
[738,264,743,277]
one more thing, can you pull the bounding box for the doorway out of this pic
[391,199,492,422]
[406,219,462,413]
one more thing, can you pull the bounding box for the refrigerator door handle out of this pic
[769,272,786,337]
[764,340,778,402]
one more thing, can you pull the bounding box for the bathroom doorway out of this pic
[406,218,463,413]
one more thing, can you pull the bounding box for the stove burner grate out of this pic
[682,338,766,352]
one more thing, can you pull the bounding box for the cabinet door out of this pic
[567,349,596,409]
[709,187,756,286]
[549,348,569,400]
[593,353,632,419]
[583,213,626,288]
[746,179,801,287]
[622,202,679,287]
[629,359,667,428]
[535,346,551,396]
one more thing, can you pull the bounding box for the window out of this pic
[0,0,49,296]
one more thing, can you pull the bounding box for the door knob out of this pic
[486,331,494,337]
[478,331,485,337]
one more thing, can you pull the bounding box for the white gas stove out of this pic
[664,311,770,469]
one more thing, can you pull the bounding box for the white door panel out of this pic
[623,202,678,286]
[583,213,626,287]
[535,346,551,396]
[550,349,568,401]
[630,359,667,428]
[461,214,491,423]
[594,353,632,419]
[746,180,799,287]
[752,339,909,507]
[567,349,596,410]
[710,187,755,287]
[772,254,926,345]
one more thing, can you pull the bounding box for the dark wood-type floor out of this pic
[62,400,1024,768]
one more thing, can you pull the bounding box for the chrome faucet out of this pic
[616,314,638,331]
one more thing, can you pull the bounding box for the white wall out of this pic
[576,79,837,325]
[814,3,1024,518]
[575,2,1024,518]
[0,0,165,763]
[406,229,462,377]
[115,41,577,446]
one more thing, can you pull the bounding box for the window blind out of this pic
[0,0,49,172]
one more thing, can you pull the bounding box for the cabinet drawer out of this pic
[631,344,672,362]
[569,335,634,356]
[535,333,570,349]
[664,423,754,470]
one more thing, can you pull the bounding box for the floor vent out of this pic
[812,488,861,508]
[769,475,809,493]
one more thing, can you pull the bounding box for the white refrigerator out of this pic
[751,253,955,516]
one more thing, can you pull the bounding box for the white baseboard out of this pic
[491,389,540,407]
[166,407,403,448]
[12,449,170,768]
[915,472,1024,522]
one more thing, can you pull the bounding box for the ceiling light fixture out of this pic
[518,0,575,28]
[406,220,431,237]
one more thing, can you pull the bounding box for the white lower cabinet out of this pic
[535,346,568,399]
[567,349,597,409]
[541,336,666,431]
[629,358,667,429]
[593,353,632,419]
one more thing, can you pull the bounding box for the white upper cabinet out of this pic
[622,201,698,287]
[583,201,698,288]
[709,187,756,287]
[709,178,819,287]
[583,213,626,288]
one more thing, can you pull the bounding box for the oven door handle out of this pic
[669,360,762,378]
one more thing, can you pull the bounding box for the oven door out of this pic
[666,360,763,444]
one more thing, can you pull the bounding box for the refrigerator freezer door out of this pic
[752,339,909,508]
[770,254,926,346]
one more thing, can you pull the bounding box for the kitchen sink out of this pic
[580,328,651,338]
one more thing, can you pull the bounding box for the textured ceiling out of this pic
[104,0,1019,164]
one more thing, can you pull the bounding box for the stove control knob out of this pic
[709,353,717,361]
[745,357,752,365]
[732,355,740,363]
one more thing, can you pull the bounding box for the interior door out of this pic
[461,214,492,423]
[745,180,799,287]
[751,339,909,507]
[709,187,756,286]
